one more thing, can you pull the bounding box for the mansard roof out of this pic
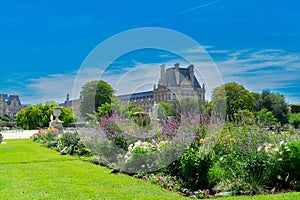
[118,91,153,101]
[165,67,201,88]
[2,95,21,106]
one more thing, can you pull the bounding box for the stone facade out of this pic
[118,91,154,112]
[0,94,23,117]
[59,94,83,118]
[118,63,205,111]
[63,63,206,116]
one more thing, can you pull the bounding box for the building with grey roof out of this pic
[118,63,205,112]
[0,94,23,117]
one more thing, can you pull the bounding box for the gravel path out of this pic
[1,130,38,139]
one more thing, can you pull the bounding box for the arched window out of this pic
[172,94,176,100]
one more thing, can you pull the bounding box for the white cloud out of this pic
[185,46,207,53]
[26,73,76,104]
[20,46,300,105]
[215,48,300,103]
[24,67,105,104]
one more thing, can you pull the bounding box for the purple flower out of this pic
[190,192,196,198]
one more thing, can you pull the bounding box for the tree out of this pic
[261,90,289,124]
[289,113,300,129]
[97,96,122,118]
[211,82,255,121]
[61,107,75,127]
[80,80,114,118]
[256,108,278,126]
[15,105,42,129]
[291,104,300,113]
[157,101,176,119]
[0,114,13,122]
[177,97,199,115]
[233,109,255,125]
[252,92,263,112]
[15,102,74,129]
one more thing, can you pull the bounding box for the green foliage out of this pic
[157,101,176,118]
[177,147,213,190]
[289,113,300,129]
[261,89,289,124]
[0,121,16,128]
[97,96,122,118]
[0,114,13,122]
[97,102,112,117]
[233,109,255,125]
[285,141,300,182]
[15,101,74,129]
[291,104,300,113]
[211,84,289,125]
[0,133,3,143]
[60,107,75,127]
[252,92,263,112]
[269,141,300,191]
[175,97,199,115]
[15,105,43,129]
[256,108,278,126]
[127,104,150,127]
[210,124,299,195]
[80,80,114,118]
[33,128,91,156]
[211,82,255,121]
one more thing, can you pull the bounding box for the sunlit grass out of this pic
[223,192,300,200]
[1,139,299,199]
[0,139,184,199]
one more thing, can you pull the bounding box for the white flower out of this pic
[257,145,263,152]
[284,146,290,152]
[279,140,285,146]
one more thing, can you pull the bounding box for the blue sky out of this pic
[0,0,299,104]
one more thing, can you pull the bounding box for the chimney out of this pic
[188,64,194,87]
[174,63,180,85]
[159,64,166,86]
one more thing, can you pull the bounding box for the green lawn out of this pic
[0,139,185,199]
[1,139,300,199]
[222,192,300,200]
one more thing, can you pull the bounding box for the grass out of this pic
[1,139,300,199]
[222,192,300,200]
[0,139,185,199]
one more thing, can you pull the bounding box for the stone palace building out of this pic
[118,63,206,112]
[61,63,206,116]
[0,94,23,117]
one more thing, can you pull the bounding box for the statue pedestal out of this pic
[49,120,63,130]
[49,107,63,130]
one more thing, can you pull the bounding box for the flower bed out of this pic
[32,113,300,198]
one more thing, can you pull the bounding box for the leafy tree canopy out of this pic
[261,89,289,124]
[15,101,74,130]
[289,113,300,129]
[211,82,255,121]
[291,104,300,113]
[80,80,114,119]
[256,108,278,126]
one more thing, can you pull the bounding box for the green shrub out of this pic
[291,104,300,113]
[211,124,291,195]
[279,141,300,190]
[170,145,213,190]
[32,128,91,157]
[0,133,3,143]
[289,113,300,129]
